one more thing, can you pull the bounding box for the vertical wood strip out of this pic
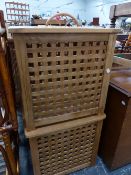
[99,34,117,114]
[91,120,103,165]
[29,138,41,175]
[13,35,34,129]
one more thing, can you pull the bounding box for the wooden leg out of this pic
[11,131,19,162]
[0,45,18,130]
[2,131,18,175]
[0,145,12,175]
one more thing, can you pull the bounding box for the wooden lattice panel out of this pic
[28,115,104,175]
[27,40,106,122]
[12,30,117,129]
[38,123,96,175]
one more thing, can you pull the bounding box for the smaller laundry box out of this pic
[26,114,105,175]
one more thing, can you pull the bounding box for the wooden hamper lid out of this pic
[8,26,121,34]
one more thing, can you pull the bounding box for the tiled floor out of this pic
[18,112,131,175]
[19,144,131,175]
[70,158,131,175]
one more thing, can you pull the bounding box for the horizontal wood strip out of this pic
[26,45,107,52]
[29,69,104,81]
[27,55,106,63]
[31,77,102,89]
[34,109,100,127]
[32,86,101,96]
[32,90,101,101]
[33,102,99,114]
[28,62,105,72]
[22,34,109,42]
[26,114,105,137]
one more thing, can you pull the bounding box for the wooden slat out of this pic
[13,35,34,129]
[99,34,117,113]
[29,139,41,175]
[15,33,109,42]
[25,114,105,138]
[9,26,120,34]
[34,108,99,127]
[91,120,103,164]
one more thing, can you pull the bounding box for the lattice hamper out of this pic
[9,27,120,130]
[26,114,105,175]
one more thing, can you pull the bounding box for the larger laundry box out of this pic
[9,26,119,129]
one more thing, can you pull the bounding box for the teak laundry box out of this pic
[9,26,120,129]
[26,114,105,175]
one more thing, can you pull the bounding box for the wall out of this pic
[85,0,131,25]
[0,0,87,20]
[1,0,131,25]
[36,0,86,19]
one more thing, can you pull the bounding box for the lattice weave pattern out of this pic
[26,40,108,121]
[37,122,97,175]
